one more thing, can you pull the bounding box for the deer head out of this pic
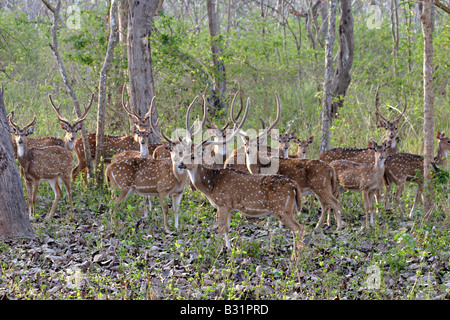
[292,136,314,159]
[240,92,281,163]
[49,93,93,149]
[375,85,407,149]
[271,120,295,158]
[8,112,37,156]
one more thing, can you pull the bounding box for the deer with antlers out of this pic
[236,94,343,230]
[8,114,74,220]
[383,131,450,218]
[10,94,93,158]
[174,93,306,260]
[104,97,208,232]
[328,140,392,230]
[318,86,407,213]
[72,87,160,185]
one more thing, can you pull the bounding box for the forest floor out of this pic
[1,185,450,301]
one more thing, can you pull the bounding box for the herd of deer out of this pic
[7,86,450,259]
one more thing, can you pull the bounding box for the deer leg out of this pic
[25,178,34,218]
[409,182,423,218]
[278,210,305,261]
[159,195,171,233]
[374,187,382,215]
[172,193,183,230]
[217,207,232,250]
[384,181,391,210]
[31,179,41,219]
[362,191,371,230]
[61,176,74,218]
[45,179,62,220]
[394,183,406,218]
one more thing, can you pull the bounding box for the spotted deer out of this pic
[8,114,74,220]
[203,90,244,168]
[223,92,281,172]
[290,136,314,159]
[318,86,407,213]
[105,96,206,232]
[384,131,450,218]
[9,94,93,157]
[175,94,306,260]
[328,140,392,230]
[73,88,159,184]
[238,98,343,230]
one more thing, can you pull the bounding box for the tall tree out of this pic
[126,0,161,144]
[420,0,435,214]
[206,0,227,115]
[0,85,35,240]
[94,0,119,184]
[330,0,354,117]
[320,0,337,153]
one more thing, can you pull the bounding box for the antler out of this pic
[256,92,281,140]
[201,95,250,148]
[121,83,141,121]
[185,95,207,139]
[374,85,389,123]
[48,95,70,126]
[9,112,36,132]
[394,86,407,123]
[285,120,294,135]
[49,93,93,127]
[148,96,175,145]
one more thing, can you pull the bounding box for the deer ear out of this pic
[132,125,138,134]
[270,131,279,140]
[26,126,35,136]
[377,120,386,128]
[74,123,83,132]
[367,141,375,149]
[437,131,444,140]
[9,127,15,134]
[308,136,315,144]
[131,117,138,124]
[60,123,68,130]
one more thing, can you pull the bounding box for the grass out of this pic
[1,171,450,300]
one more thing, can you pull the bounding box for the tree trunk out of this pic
[127,0,160,144]
[420,0,435,215]
[42,0,94,184]
[118,0,129,43]
[320,0,337,153]
[94,0,119,185]
[330,0,354,118]
[0,85,35,240]
[206,0,227,116]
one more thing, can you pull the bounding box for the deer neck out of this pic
[435,144,448,167]
[16,142,30,171]
[171,159,188,183]
[63,136,75,151]
[372,155,385,178]
[140,143,149,158]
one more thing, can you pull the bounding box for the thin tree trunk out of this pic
[127,0,160,144]
[330,0,354,118]
[95,0,119,185]
[320,0,337,154]
[0,85,35,239]
[42,0,94,183]
[420,0,435,215]
[206,0,227,116]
